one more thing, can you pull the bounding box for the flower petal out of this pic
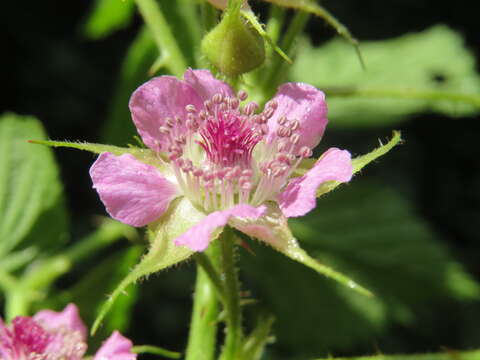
[94,331,136,360]
[266,83,328,152]
[278,148,352,217]
[33,303,87,340]
[90,153,179,227]
[174,204,266,251]
[183,69,235,101]
[129,76,204,152]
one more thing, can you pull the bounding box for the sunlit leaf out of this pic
[291,25,480,126]
[0,113,68,258]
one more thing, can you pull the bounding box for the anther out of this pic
[159,126,171,135]
[212,93,223,104]
[289,120,300,131]
[165,117,175,128]
[185,104,197,113]
[298,146,313,158]
[277,116,287,126]
[238,90,248,101]
[290,134,300,145]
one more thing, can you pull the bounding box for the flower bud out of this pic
[201,6,265,77]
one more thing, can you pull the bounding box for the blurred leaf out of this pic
[0,113,68,258]
[313,349,480,360]
[62,246,143,345]
[291,25,480,126]
[241,181,480,355]
[83,0,135,39]
[91,197,202,334]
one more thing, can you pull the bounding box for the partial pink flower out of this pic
[90,69,352,251]
[0,304,136,360]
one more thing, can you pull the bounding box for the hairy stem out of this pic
[219,227,243,360]
[185,241,222,360]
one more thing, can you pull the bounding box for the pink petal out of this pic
[174,205,267,251]
[183,69,235,102]
[94,331,136,360]
[278,148,352,218]
[33,303,87,341]
[90,153,179,227]
[266,83,328,152]
[129,76,204,152]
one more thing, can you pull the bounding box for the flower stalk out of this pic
[219,227,243,360]
[186,242,222,360]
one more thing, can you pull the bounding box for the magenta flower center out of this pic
[159,91,312,213]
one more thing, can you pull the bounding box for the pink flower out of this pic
[0,304,136,360]
[89,69,352,252]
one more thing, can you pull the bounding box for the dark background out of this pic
[1,0,479,359]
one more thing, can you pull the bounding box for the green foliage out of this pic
[83,0,135,39]
[241,181,480,356]
[0,113,68,258]
[290,25,480,126]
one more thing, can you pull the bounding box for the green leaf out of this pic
[91,197,203,334]
[242,182,480,355]
[0,113,68,258]
[290,25,480,126]
[83,0,135,39]
[313,349,480,360]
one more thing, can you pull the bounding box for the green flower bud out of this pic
[201,6,265,77]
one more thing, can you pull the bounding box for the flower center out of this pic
[163,90,310,213]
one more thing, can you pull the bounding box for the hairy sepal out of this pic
[91,197,204,334]
[30,139,169,169]
[233,202,372,297]
[294,131,402,197]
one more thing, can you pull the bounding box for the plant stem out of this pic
[134,0,188,77]
[219,227,243,360]
[185,241,222,360]
[262,10,310,97]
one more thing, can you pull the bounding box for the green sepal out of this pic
[232,203,373,297]
[29,139,170,169]
[91,197,205,334]
[294,131,402,196]
[241,10,292,64]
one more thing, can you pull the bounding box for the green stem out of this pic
[134,0,188,77]
[185,242,222,360]
[219,228,242,360]
[262,10,310,98]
